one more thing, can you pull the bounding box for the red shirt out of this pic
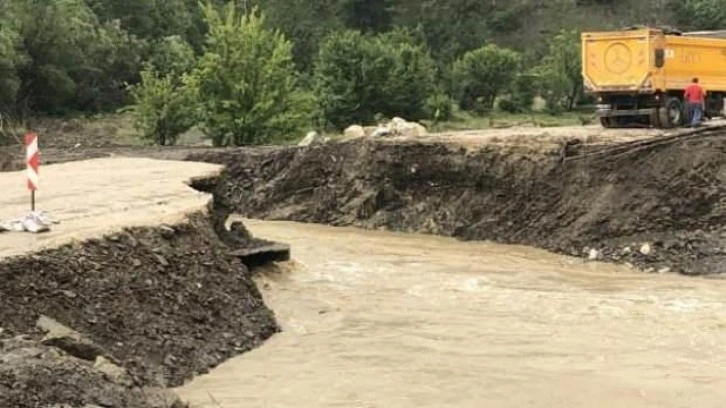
[684,83,705,103]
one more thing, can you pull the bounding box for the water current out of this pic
[178,220,726,407]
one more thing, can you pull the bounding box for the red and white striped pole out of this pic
[25,131,39,211]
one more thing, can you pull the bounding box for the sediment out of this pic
[188,132,726,275]
[0,211,279,407]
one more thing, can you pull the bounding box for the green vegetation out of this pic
[0,0,716,145]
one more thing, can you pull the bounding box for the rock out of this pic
[588,248,600,261]
[37,315,105,361]
[159,226,176,239]
[37,315,79,339]
[298,131,327,147]
[363,126,378,136]
[94,356,133,387]
[658,267,671,274]
[640,243,653,256]
[387,117,428,137]
[343,125,366,140]
[622,246,632,254]
[371,126,392,137]
[154,254,170,267]
[60,290,77,299]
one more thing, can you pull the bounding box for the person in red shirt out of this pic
[684,77,706,127]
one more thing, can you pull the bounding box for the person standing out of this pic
[684,77,706,127]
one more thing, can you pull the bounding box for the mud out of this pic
[189,131,726,275]
[0,335,187,408]
[0,212,279,407]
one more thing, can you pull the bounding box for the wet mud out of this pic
[189,132,726,275]
[0,212,279,407]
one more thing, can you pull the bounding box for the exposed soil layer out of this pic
[0,212,279,406]
[189,132,726,275]
[0,335,187,408]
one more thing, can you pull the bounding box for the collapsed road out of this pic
[0,158,287,407]
[1,126,725,407]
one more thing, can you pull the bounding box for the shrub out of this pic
[129,66,196,146]
[451,44,521,114]
[534,29,582,113]
[425,93,454,121]
[190,3,313,146]
[313,30,436,129]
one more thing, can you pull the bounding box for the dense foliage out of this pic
[0,0,719,144]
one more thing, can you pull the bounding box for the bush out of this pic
[425,93,453,121]
[534,29,581,113]
[129,66,196,146]
[499,73,537,113]
[190,3,313,146]
[451,44,521,114]
[147,35,196,76]
[313,30,436,129]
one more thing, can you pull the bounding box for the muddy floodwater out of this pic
[178,220,726,408]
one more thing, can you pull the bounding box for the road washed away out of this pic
[178,219,726,408]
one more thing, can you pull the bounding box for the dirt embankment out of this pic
[189,132,726,275]
[0,212,279,407]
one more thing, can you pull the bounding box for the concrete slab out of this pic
[0,157,222,259]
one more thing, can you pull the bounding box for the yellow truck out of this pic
[582,26,726,128]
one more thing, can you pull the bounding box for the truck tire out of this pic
[659,97,684,128]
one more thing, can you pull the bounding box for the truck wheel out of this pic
[659,97,684,128]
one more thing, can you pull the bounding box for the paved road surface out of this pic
[0,158,220,259]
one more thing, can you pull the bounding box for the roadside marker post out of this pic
[25,131,39,211]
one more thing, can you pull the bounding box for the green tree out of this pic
[670,0,726,30]
[13,0,144,113]
[313,29,436,129]
[129,66,196,146]
[535,29,582,113]
[190,3,313,146]
[0,5,24,112]
[451,44,521,113]
[147,35,196,76]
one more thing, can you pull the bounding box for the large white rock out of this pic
[387,117,428,137]
[344,125,366,139]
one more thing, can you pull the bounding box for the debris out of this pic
[298,131,328,147]
[387,117,428,137]
[0,211,57,233]
[588,248,600,261]
[343,125,366,140]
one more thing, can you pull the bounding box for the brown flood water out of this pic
[178,220,726,407]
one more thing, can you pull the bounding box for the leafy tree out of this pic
[129,66,196,146]
[499,72,538,113]
[341,0,393,33]
[190,3,313,146]
[147,35,197,76]
[249,0,344,72]
[451,44,521,113]
[534,29,582,113]
[313,30,436,129]
[11,0,145,113]
[0,5,24,112]
[670,0,726,30]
